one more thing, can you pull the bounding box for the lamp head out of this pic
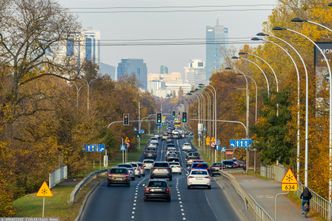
[291,17,307,23]
[272,26,287,31]
[225,67,232,70]
[251,37,262,41]
[329,3,332,6]
[238,52,248,56]
[256,32,269,37]
[231,56,239,60]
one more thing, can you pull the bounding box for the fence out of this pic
[69,169,107,205]
[49,165,68,189]
[221,171,274,221]
[260,164,329,220]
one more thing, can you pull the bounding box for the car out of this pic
[221,160,236,169]
[186,151,200,160]
[144,179,171,202]
[143,159,154,170]
[150,161,172,181]
[209,162,223,176]
[169,162,182,174]
[107,167,131,186]
[162,133,168,140]
[182,142,192,151]
[137,162,145,176]
[117,163,135,180]
[233,159,246,170]
[187,169,211,189]
[166,155,179,162]
[154,134,160,139]
[186,156,201,167]
[150,140,159,145]
[144,147,157,159]
[130,162,142,177]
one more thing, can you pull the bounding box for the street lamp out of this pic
[253,34,303,182]
[273,26,332,192]
[291,17,332,32]
[239,51,279,116]
[232,56,270,97]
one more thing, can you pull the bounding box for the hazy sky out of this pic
[57,0,276,73]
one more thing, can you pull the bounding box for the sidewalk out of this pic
[232,174,314,221]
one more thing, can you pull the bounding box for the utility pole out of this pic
[138,101,141,150]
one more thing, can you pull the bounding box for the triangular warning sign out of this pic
[36,181,53,197]
[281,169,297,184]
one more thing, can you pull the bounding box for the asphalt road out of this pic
[80,137,240,221]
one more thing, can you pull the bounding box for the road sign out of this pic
[229,139,253,148]
[139,129,145,134]
[84,144,105,153]
[281,169,298,192]
[210,142,216,148]
[125,137,130,143]
[221,147,226,152]
[216,145,222,151]
[120,144,126,151]
[205,136,211,145]
[37,182,53,197]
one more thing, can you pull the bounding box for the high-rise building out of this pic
[183,59,206,87]
[205,20,228,81]
[117,59,148,90]
[160,65,169,74]
[83,29,100,66]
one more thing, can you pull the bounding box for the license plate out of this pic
[196,178,203,180]
[152,188,162,192]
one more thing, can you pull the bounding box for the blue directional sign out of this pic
[139,129,145,134]
[84,144,105,152]
[229,139,253,148]
[216,145,222,151]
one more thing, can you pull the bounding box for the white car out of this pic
[169,162,182,174]
[182,143,192,151]
[150,140,159,145]
[143,159,154,170]
[187,169,211,189]
[130,162,142,177]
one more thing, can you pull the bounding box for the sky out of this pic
[57,0,277,73]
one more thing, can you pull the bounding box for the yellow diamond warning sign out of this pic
[36,181,53,197]
[281,169,298,192]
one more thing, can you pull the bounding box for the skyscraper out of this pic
[205,20,228,81]
[84,30,100,66]
[183,59,206,87]
[117,59,148,90]
[160,65,169,74]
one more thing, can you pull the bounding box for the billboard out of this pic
[314,42,332,113]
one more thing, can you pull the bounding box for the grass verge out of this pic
[14,135,150,220]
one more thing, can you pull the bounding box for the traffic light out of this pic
[123,113,129,126]
[172,111,176,117]
[182,112,187,123]
[156,113,162,124]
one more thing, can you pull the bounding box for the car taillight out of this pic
[188,176,194,179]
[108,173,113,177]
[204,176,211,179]
[165,187,170,193]
[144,187,150,193]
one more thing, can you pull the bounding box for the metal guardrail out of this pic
[221,171,274,221]
[69,169,107,205]
[295,183,329,220]
[49,166,68,189]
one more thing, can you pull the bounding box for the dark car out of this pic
[221,160,236,169]
[144,179,171,202]
[233,159,246,170]
[210,162,223,176]
[144,147,157,159]
[190,162,211,175]
[150,161,172,181]
[107,167,130,186]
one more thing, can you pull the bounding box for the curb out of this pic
[215,177,253,221]
[74,180,103,221]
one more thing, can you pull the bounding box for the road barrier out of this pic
[69,169,107,205]
[221,171,274,221]
[295,183,329,220]
[49,165,68,189]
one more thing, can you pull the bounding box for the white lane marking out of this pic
[130,177,147,221]
[176,176,187,221]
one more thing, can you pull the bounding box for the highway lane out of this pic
[80,137,241,221]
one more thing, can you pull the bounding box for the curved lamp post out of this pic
[253,35,302,182]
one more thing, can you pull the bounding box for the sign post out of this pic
[36,181,53,218]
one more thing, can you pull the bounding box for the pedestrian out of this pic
[300,187,312,214]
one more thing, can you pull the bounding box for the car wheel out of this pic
[207,185,211,189]
[187,185,191,189]
[169,177,172,181]
[166,197,171,202]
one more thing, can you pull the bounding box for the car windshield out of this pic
[110,168,128,174]
[222,161,233,165]
[191,170,208,175]
[154,162,169,167]
[148,181,167,187]
[212,163,221,166]
[118,164,132,168]
[192,163,208,169]
[131,163,138,167]
[144,160,154,163]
